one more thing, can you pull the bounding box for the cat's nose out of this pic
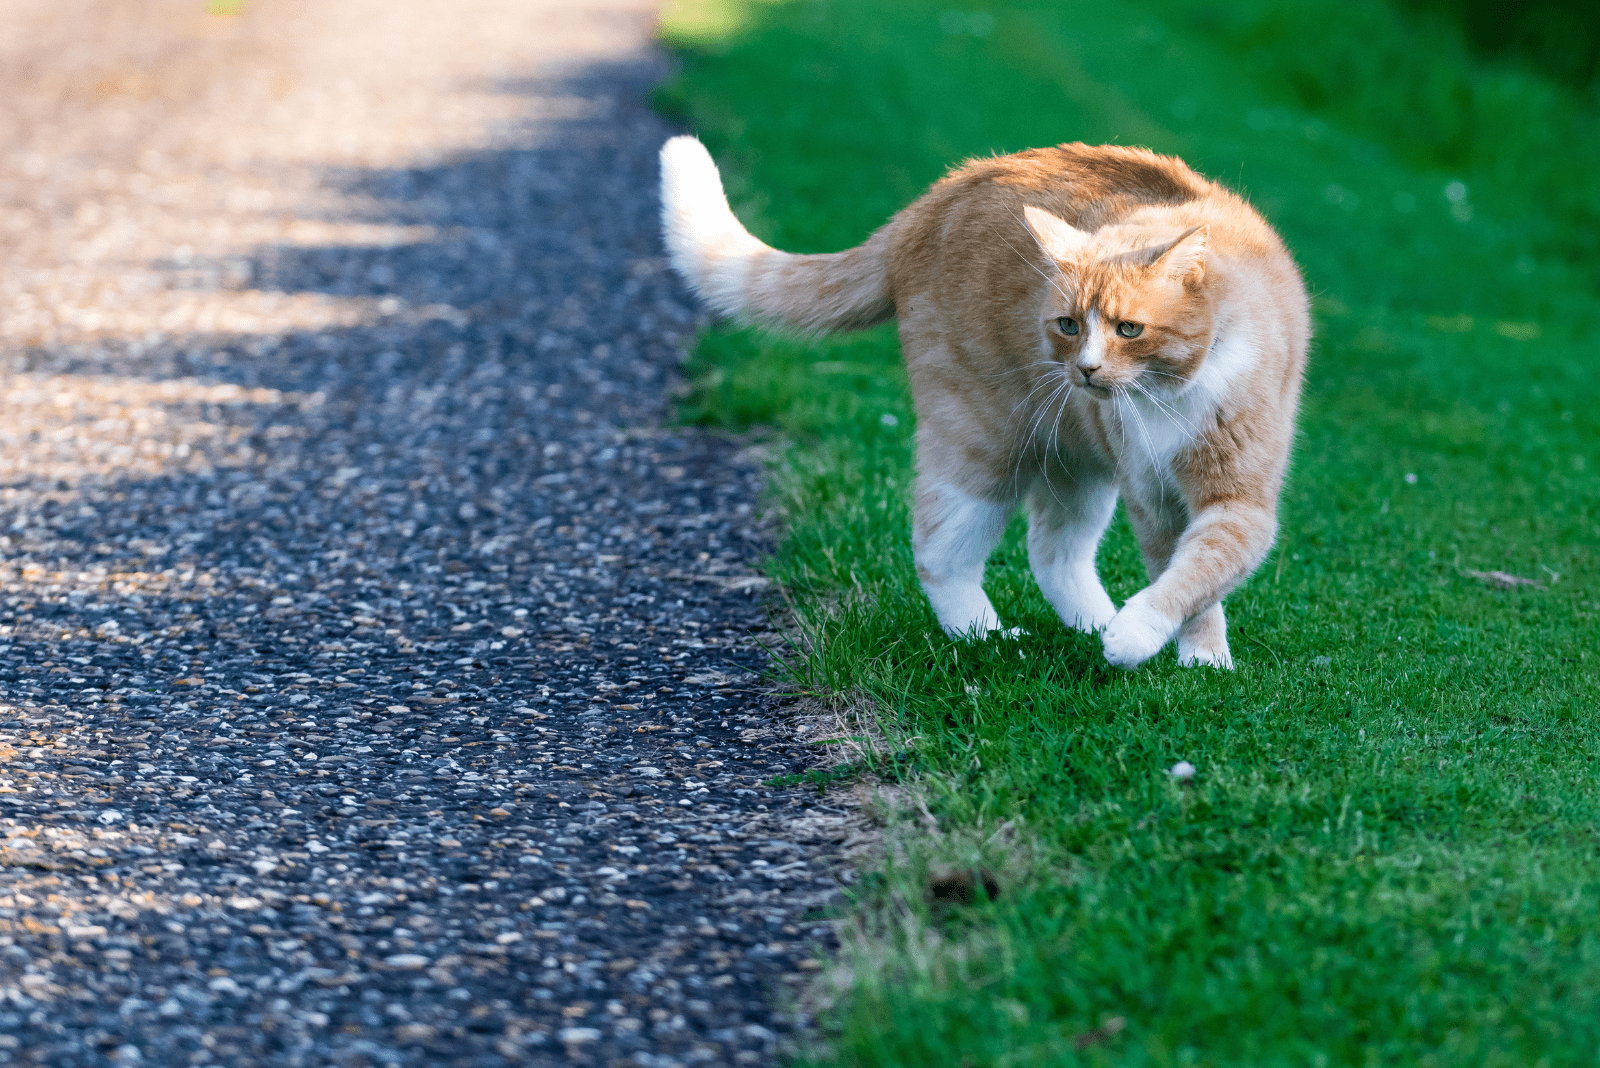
[1077,365,1099,384]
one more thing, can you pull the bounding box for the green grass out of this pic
[655,0,1600,1064]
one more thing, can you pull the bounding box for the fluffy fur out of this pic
[661,136,1309,669]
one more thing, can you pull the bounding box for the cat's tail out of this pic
[659,136,895,334]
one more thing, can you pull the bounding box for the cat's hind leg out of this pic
[1176,603,1232,668]
[913,480,1013,638]
[1026,477,1118,633]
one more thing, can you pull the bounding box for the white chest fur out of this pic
[1113,328,1257,488]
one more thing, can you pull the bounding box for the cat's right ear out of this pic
[1023,206,1091,262]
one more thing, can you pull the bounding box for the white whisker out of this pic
[1118,390,1161,475]
[1046,384,1078,485]
[1132,380,1198,436]
[1000,235,1073,306]
[1027,375,1073,499]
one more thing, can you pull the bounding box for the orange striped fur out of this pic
[661,137,1309,669]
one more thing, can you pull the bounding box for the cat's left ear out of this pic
[1153,225,1208,284]
[1023,206,1092,262]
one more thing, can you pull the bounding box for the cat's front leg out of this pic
[1105,499,1276,669]
[1101,588,1183,669]
[1026,478,1118,632]
[913,479,1013,638]
[1103,482,1185,668]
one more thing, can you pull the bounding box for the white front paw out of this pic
[1101,594,1179,670]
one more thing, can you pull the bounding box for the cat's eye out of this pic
[1055,317,1080,336]
[1116,321,1144,339]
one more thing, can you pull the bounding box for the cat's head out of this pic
[1023,206,1214,397]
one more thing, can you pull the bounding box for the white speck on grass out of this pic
[1170,761,1196,780]
[1404,472,1418,484]
[880,413,898,427]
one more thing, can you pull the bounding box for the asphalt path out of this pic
[0,2,855,1064]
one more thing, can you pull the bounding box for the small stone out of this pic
[559,1027,602,1044]
[384,954,430,969]
[229,896,262,911]
[97,809,123,825]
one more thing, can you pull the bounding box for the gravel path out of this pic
[0,3,855,1064]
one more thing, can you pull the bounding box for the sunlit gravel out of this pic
[0,2,852,1064]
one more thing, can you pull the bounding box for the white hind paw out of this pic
[1102,593,1179,670]
[1176,639,1233,670]
[1175,604,1232,669]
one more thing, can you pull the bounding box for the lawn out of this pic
[654,0,1600,1064]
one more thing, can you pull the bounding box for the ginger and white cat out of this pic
[659,136,1308,669]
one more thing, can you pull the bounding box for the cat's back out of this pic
[955,143,1206,212]
[896,143,1201,244]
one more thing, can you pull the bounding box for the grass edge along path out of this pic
[655,0,1600,1065]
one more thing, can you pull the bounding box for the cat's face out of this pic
[1024,207,1214,397]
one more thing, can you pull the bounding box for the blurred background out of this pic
[1401,0,1598,90]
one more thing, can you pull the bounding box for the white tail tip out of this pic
[659,135,764,316]
[660,135,721,195]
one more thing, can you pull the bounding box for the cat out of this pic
[659,136,1309,669]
